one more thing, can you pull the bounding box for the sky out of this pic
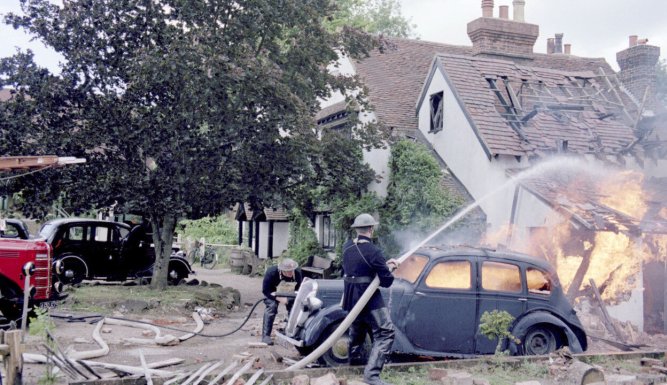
[0,0,665,74]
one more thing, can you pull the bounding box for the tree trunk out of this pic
[150,214,177,290]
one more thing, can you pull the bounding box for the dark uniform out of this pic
[342,235,395,385]
[261,265,303,342]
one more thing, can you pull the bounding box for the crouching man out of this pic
[261,258,302,345]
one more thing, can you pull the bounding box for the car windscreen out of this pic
[39,223,56,239]
[394,254,429,283]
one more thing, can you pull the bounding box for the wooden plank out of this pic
[589,279,626,343]
[4,330,23,385]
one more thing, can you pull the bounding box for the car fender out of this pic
[168,256,193,273]
[509,311,584,354]
[56,254,90,278]
[302,305,348,347]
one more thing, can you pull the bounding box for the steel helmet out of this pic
[350,213,379,228]
[278,258,298,272]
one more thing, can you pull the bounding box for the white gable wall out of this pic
[417,65,529,232]
[321,55,391,197]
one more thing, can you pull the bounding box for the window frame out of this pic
[429,91,444,133]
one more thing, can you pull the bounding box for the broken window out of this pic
[429,91,444,133]
[67,226,85,241]
[321,215,336,250]
[424,260,471,289]
[526,267,552,295]
[481,261,521,293]
[394,254,428,284]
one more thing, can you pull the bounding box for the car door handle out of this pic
[415,291,426,296]
[518,298,528,302]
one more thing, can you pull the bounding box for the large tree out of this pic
[1,0,383,288]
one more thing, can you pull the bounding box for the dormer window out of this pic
[429,91,444,133]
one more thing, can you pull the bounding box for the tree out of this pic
[328,0,415,37]
[1,0,381,289]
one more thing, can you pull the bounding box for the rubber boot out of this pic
[262,301,277,345]
[362,308,395,385]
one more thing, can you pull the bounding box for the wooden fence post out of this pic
[1,330,24,385]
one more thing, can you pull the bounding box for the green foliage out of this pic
[375,140,464,256]
[28,308,58,385]
[283,209,325,267]
[327,0,415,37]
[330,192,383,251]
[1,0,382,288]
[479,310,517,355]
[177,215,238,245]
[28,307,55,339]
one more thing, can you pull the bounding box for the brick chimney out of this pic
[554,33,563,54]
[467,0,539,58]
[616,36,661,111]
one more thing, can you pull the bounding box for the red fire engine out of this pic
[0,156,84,321]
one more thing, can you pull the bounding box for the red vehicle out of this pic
[0,238,63,321]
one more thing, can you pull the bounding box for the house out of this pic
[234,203,289,260]
[318,0,665,331]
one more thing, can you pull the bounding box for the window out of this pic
[321,215,336,249]
[67,226,85,241]
[94,226,110,242]
[526,268,552,295]
[481,261,521,293]
[429,91,444,132]
[425,260,471,289]
[394,254,429,284]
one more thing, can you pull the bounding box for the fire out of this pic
[598,170,647,219]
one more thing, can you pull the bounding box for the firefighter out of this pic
[261,258,302,345]
[342,213,398,385]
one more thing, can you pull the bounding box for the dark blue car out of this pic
[277,246,587,366]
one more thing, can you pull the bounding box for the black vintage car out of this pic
[39,218,192,285]
[0,218,32,239]
[277,246,587,366]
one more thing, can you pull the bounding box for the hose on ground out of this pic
[48,298,265,338]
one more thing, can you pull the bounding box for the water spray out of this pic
[288,155,606,370]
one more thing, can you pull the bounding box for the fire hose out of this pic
[286,217,457,370]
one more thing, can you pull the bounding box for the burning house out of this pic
[317,0,666,332]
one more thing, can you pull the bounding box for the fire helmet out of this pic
[350,213,379,228]
[278,258,298,272]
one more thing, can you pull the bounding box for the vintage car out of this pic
[0,218,32,239]
[277,246,587,366]
[38,218,192,285]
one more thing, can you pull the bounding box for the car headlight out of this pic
[54,259,64,275]
[304,295,323,312]
[22,262,35,276]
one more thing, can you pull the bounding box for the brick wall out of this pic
[467,17,538,59]
[616,44,661,111]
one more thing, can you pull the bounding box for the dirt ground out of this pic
[19,268,303,384]
[10,268,667,385]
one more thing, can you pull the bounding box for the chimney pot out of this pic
[547,38,555,54]
[554,33,564,54]
[638,38,649,45]
[564,44,571,55]
[513,0,526,22]
[629,35,638,47]
[482,0,494,17]
[499,5,509,19]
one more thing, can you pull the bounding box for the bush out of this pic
[177,215,238,244]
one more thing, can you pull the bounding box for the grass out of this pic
[58,283,240,316]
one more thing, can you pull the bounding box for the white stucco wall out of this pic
[416,64,529,232]
[255,222,289,259]
[509,186,561,250]
[321,55,391,197]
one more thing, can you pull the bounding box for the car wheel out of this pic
[168,263,189,285]
[318,322,372,367]
[57,257,87,285]
[0,300,23,322]
[523,326,557,355]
